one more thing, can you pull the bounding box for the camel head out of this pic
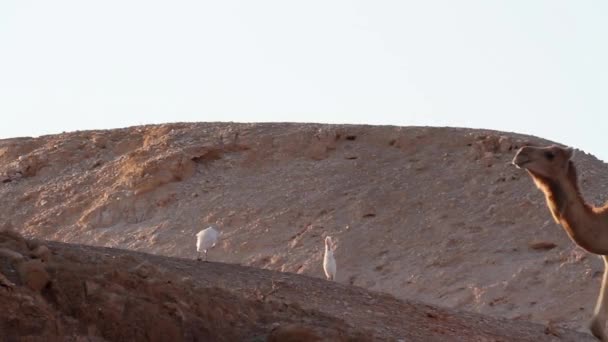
[512,145,575,180]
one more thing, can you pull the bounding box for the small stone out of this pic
[30,245,51,262]
[498,136,513,152]
[84,280,101,297]
[132,262,156,279]
[17,259,50,292]
[0,247,24,261]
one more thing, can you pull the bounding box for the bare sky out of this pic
[1,1,606,160]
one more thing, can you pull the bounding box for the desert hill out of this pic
[2,122,608,338]
[0,230,596,341]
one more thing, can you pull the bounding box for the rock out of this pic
[498,136,513,152]
[91,135,108,149]
[84,280,101,297]
[0,272,15,290]
[17,259,50,292]
[0,229,29,252]
[307,142,329,161]
[12,154,47,178]
[0,247,25,261]
[30,245,52,262]
[132,262,157,279]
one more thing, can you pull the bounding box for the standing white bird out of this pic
[323,236,337,281]
[196,226,220,262]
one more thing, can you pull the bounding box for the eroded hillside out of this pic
[2,123,608,334]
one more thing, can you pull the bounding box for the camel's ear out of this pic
[564,147,575,160]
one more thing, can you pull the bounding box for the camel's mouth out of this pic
[512,154,531,168]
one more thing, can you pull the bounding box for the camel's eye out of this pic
[544,151,555,161]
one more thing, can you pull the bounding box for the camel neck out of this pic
[531,162,608,254]
[545,173,585,221]
[533,162,608,254]
[530,162,583,220]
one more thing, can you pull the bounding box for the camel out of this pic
[513,144,608,340]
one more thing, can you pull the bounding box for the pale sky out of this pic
[1,1,606,160]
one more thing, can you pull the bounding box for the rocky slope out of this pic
[0,230,595,341]
[1,122,608,336]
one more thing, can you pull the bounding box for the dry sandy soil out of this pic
[1,122,607,340]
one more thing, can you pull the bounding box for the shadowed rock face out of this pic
[0,230,597,341]
[0,230,373,341]
[1,122,608,334]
